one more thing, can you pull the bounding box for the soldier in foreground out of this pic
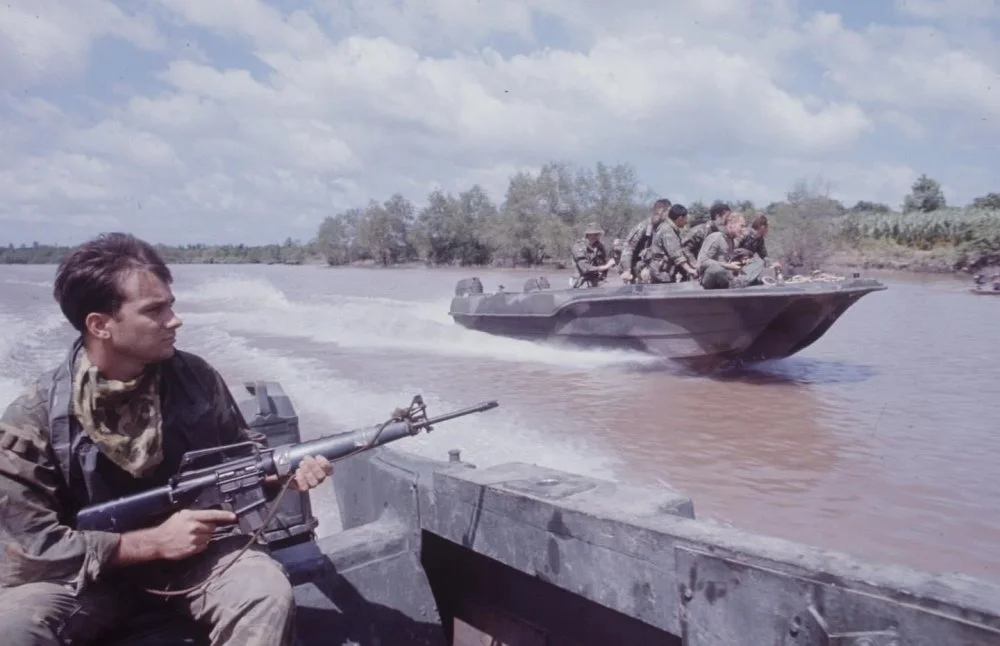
[697,211,754,289]
[619,198,671,283]
[645,204,700,283]
[682,201,730,260]
[571,223,616,287]
[0,233,334,645]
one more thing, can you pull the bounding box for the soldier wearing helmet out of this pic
[570,223,616,288]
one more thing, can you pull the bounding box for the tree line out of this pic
[0,238,315,266]
[313,163,1000,272]
[4,163,999,272]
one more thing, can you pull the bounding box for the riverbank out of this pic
[826,241,995,275]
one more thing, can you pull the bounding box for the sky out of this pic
[1,0,998,246]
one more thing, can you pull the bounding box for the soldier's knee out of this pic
[234,554,294,614]
[0,583,72,644]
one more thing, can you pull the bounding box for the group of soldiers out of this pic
[570,199,782,289]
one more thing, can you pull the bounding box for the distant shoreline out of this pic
[2,246,995,277]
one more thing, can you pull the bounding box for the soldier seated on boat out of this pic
[571,223,616,288]
[738,213,782,274]
[682,201,731,260]
[620,198,671,283]
[645,204,700,284]
[0,233,334,646]
[697,211,753,289]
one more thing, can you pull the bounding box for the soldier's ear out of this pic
[85,312,114,340]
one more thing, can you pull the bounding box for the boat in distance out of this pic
[448,273,888,371]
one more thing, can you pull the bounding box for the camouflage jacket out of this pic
[697,230,738,272]
[682,220,719,259]
[738,231,769,262]
[648,220,690,278]
[620,219,660,273]
[571,238,610,287]
[0,339,264,592]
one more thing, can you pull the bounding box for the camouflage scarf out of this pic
[72,351,165,478]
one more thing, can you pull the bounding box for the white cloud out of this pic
[0,0,163,87]
[0,1,996,244]
[807,13,999,122]
[878,110,926,140]
[895,0,1000,21]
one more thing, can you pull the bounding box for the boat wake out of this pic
[176,277,658,371]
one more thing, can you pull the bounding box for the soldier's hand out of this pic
[154,509,238,560]
[622,271,633,281]
[290,455,334,492]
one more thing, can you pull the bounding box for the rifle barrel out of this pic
[414,400,499,429]
[270,399,498,477]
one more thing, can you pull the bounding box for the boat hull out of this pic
[449,278,887,370]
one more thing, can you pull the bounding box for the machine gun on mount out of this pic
[75,388,499,544]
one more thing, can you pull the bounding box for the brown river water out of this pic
[1,263,997,583]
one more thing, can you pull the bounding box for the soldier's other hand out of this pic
[290,455,334,492]
[154,509,238,560]
[622,271,633,281]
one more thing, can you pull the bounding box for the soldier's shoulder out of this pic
[169,349,227,385]
[0,374,53,441]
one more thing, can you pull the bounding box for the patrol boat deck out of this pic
[448,275,887,371]
[106,381,999,646]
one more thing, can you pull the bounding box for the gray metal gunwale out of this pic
[449,283,887,320]
[426,461,1000,629]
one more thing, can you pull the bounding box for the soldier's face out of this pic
[95,269,183,364]
[586,234,601,245]
[727,218,746,237]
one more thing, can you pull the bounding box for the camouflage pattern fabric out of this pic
[619,219,659,278]
[570,238,610,287]
[738,231,770,263]
[681,220,719,260]
[72,351,164,478]
[647,220,689,283]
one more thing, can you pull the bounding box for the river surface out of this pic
[1,263,997,583]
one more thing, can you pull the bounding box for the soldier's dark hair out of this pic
[53,232,173,333]
[652,198,672,214]
[750,213,768,231]
[709,202,731,219]
[667,204,688,221]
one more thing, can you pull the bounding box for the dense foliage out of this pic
[4,164,999,272]
[0,239,314,266]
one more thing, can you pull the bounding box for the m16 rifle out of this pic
[76,395,499,537]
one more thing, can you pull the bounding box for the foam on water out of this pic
[182,322,623,480]
[176,276,658,370]
[0,310,70,406]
